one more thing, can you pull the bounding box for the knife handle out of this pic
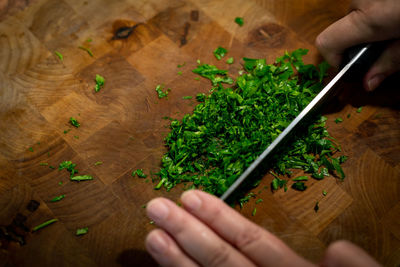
[340,42,386,81]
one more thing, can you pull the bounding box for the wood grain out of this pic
[0,0,399,266]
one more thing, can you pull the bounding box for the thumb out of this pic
[364,39,400,91]
[320,240,381,267]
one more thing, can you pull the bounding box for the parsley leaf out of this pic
[76,227,89,236]
[78,46,93,57]
[50,194,65,202]
[69,117,80,128]
[234,17,244,26]
[155,84,170,99]
[192,64,233,85]
[54,51,63,61]
[226,57,234,64]
[213,46,228,60]
[94,74,105,92]
[334,117,343,123]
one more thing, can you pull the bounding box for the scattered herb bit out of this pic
[255,199,263,204]
[226,57,234,64]
[356,106,363,113]
[271,171,287,191]
[196,93,206,102]
[73,135,79,139]
[86,38,92,42]
[54,51,63,61]
[149,220,155,225]
[155,84,170,99]
[39,162,49,166]
[69,117,80,128]
[252,207,257,216]
[141,204,146,209]
[64,129,71,134]
[70,175,93,181]
[238,192,256,208]
[293,176,308,181]
[194,77,200,81]
[50,194,65,202]
[49,165,55,169]
[47,152,51,157]
[334,117,343,124]
[58,181,63,185]
[94,74,105,92]
[32,218,58,232]
[28,147,33,152]
[94,161,103,166]
[314,201,319,212]
[213,46,228,60]
[132,169,147,178]
[192,63,233,85]
[322,190,327,196]
[183,96,193,100]
[177,71,183,75]
[347,114,351,118]
[234,17,244,26]
[292,182,307,191]
[177,62,186,68]
[76,227,89,236]
[59,161,78,177]
[78,46,93,57]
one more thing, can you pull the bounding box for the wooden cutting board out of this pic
[0,0,399,266]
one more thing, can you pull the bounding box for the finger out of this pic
[146,229,199,267]
[320,240,381,267]
[146,197,255,267]
[181,190,313,267]
[363,39,400,91]
[316,8,397,67]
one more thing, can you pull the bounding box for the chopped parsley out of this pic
[177,71,183,75]
[226,57,234,64]
[255,199,263,204]
[292,176,308,181]
[54,51,63,61]
[69,117,80,128]
[183,96,193,100]
[292,182,307,191]
[28,147,33,152]
[196,93,206,102]
[132,169,147,178]
[70,175,93,181]
[50,194,65,202]
[177,62,186,68]
[322,190,327,196]
[64,129,71,134]
[252,207,257,216]
[347,114,351,118]
[155,49,346,198]
[73,135,79,139]
[58,181,63,185]
[155,84,170,99]
[59,161,78,177]
[213,46,228,60]
[32,219,58,232]
[334,117,343,123]
[39,162,49,166]
[94,74,105,92]
[192,64,233,85]
[76,227,89,236]
[238,192,256,208]
[78,46,93,57]
[357,106,363,113]
[94,161,103,166]
[234,17,244,26]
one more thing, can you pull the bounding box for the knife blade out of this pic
[220,43,381,201]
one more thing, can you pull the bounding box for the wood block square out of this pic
[0,16,50,77]
[340,148,400,219]
[147,0,211,47]
[75,120,157,185]
[127,34,194,85]
[28,153,121,231]
[15,0,113,73]
[273,177,353,235]
[76,205,156,266]
[40,91,116,147]
[0,184,96,266]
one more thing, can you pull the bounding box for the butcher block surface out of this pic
[0,0,399,266]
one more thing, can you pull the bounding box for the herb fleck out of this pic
[213,46,228,60]
[69,117,80,128]
[234,17,244,26]
[50,194,65,202]
[54,51,63,61]
[76,227,89,236]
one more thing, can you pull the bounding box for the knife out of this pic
[220,43,384,201]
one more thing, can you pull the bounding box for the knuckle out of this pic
[206,244,231,267]
[234,225,263,252]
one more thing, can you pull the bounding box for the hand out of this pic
[316,0,400,91]
[145,190,381,267]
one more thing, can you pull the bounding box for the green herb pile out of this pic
[156,49,346,196]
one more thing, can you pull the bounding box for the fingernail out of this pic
[367,74,384,91]
[147,199,169,222]
[147,232,168,254]
[181,191,202,211]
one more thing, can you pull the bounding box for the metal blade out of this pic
[220,45,370,201]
